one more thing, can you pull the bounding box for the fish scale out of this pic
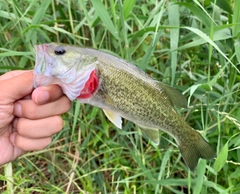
[33,42,216,171]
[98,65,167,122]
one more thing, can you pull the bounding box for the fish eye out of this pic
[54,46,66,55]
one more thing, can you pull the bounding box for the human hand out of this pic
[0,70,71,165]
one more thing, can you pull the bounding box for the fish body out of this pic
[34,43,215,170]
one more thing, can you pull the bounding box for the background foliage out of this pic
[0,0,240,193]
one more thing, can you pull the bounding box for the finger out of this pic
[10,132,52,151]
[0,71,33,103]
[13,116,63,139]
[13,96,71,119]
[0,133,26,165]
[0,70,30,81]
[32,84,64,105]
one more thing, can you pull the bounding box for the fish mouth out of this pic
[33,44,78,100]
[33,44,98,101]
[33,44,53,88]
[33,44,53,76]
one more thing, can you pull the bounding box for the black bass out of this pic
[33,43,215,170]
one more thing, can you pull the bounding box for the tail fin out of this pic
[179,132,216,171]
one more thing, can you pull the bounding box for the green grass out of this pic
[1,0,240,193]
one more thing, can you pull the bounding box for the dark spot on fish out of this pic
[54,46,66,55]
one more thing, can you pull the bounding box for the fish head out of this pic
[33,43,99,100]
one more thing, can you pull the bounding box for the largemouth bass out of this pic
[33,42,215,171]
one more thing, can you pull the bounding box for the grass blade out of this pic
[214,142,228,172]
[26,0,51,44]
[123,0,136,19]
[178,2,214,27]
[168,2,179,86]
[232,0,240,38]
[212,0,232,14]
[90,0,118,40]
[232,0,240,63]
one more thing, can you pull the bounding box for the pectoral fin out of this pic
[103,109,122,129]
[140,128,159,145]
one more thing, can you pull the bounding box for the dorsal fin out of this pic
[157,82,188,108]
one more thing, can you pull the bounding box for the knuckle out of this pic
[16,119,24,135]
[14,135,28,151]
[46,116,64,135]
[63,96,71,111]
[13,135,21,148]
[53,116,64,132]
[24,105,38,119]
[66,101,71,111]
[42,138,52,149]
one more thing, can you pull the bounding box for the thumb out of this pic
[0,71,34,103]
